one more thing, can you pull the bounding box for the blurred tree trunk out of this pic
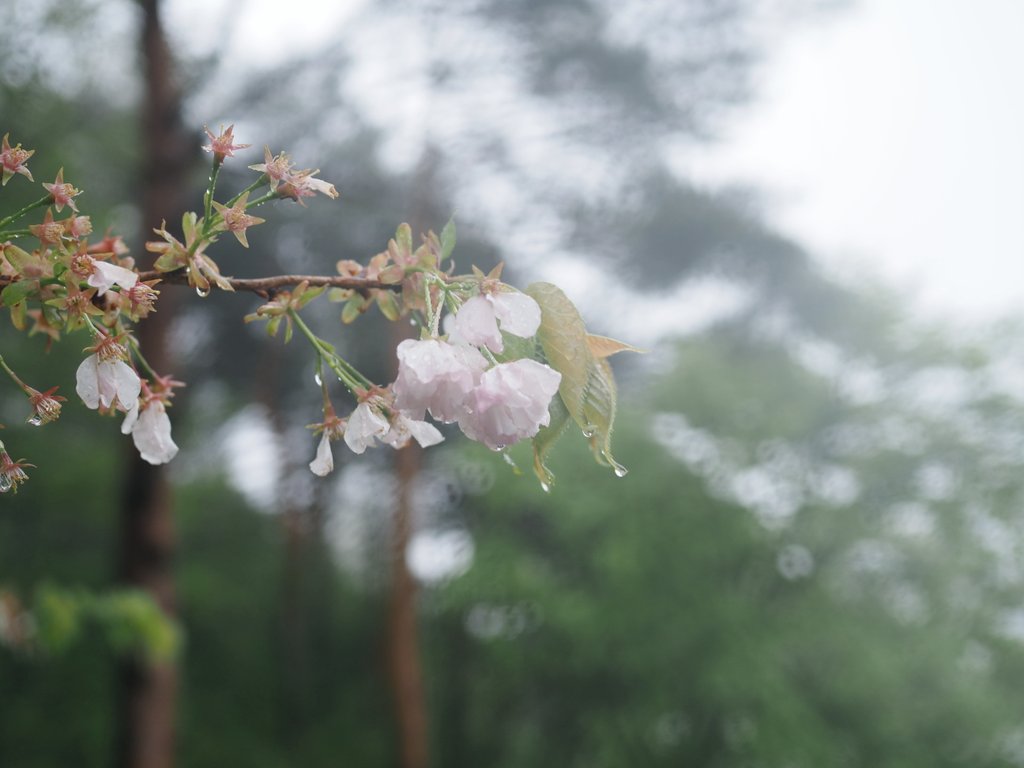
[389,427,428,768]
[115,1,191,766]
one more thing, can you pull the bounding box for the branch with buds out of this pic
[0,125,636,495]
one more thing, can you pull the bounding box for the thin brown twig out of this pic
[133,268,400,298]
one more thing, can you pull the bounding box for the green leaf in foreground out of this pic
[532,392,572,490]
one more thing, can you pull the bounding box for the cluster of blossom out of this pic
[1,124,619,495]
[0,126,341,492]
[307,282,563,477]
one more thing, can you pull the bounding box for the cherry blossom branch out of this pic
[132,268,401,298]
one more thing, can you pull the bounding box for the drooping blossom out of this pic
[211,192,265,247]
[344,397,443,455]
[123,282,160,319]
[0,134,33,186]
[75,337,141,412]
[393,339,488,423]
[121,399,178,465]
[458,359,561,450]
[277,168,339,204]
[202,124,250,163]
[450,290,542,354]
[0,449,33,493]
[26,386,65,425]
[308,406,346,477]
[86,258,138,296]
[42,168,81,212]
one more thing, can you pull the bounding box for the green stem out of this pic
[0,354,30,393]
[126,336,159,380]
[245,192,277,209]
[226,175,268,208]
[288,309,373,393]
[203,158,222,227]
[0,196,50,229]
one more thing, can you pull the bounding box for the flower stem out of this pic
[126,336,159,380]
[226,175,268,208]
[245,192,277,209]
[288,309,373,393]
[203,158,222,227]
[0,228,31,240]
[0,354,30,393]
[0,196,50,229]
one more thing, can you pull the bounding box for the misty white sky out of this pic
[675,0,1024,324]
[171,0,1024,326]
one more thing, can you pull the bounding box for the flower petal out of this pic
[490,291,541,338]
[309,432,334,476]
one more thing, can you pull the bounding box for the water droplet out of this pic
[0,474,12,493]
[409,318,418,326]
[27,414,42,427]
[195,285,210,298]
[539,481,551,493]
[582,424,596,438]
[313,372,323,387]
[613,465,628,478]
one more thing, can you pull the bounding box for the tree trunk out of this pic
[115,1,191,766]
[389,435,429,768]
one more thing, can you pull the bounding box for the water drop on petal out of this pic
[27,415,42,427]
[0,474,12,493]
[196,285,210,298]
[613,465,628,478]
[313,372,323,387]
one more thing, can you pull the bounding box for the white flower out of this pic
[344,400,445,454]
[458,359,562,450]
[121,400,178,465]
[309,432,334,476]
[76,354,141,411]
[450,291,542,354]
[344,402,390,455]
[87,260,138,297]
[382,413,444,450]
[393,339,488,423]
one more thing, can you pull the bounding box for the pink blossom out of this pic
[248,147,293,189]
[211,192,265,247]
[121,400,178,465]
[202,124,250,163]
[0,134,33,186]
[450,291,542,353]
[393,339,488,423]
[0,450,32,493]
[458,359,561,450]
[86,259,138,296]
[42,168,81,212]
[76,353,141,412]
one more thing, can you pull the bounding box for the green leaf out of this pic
[527,282,593,424]
[2,279,37,307]
[342,296,366,324]
[376,290,400,321]
[440,216,457,262]
[495,331,537,363]
[395,222,413,259]
[532,393,572,490]
[581,358,626,476]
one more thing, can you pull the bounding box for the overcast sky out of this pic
[674,0,1024,326]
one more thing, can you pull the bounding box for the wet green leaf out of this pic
[532,393,572,490]
[527,282,592,423]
